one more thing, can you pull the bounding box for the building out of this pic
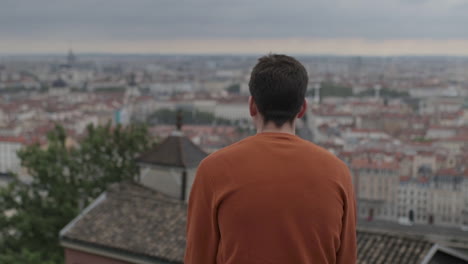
[351,159,399,221]
[430,169,465,227]
[462,171,468,227]
[136,117,207,202]
[398,177,431,224]
[214,101,250,121]
[0,136,27,174]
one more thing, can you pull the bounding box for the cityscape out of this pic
[0,51,467,263]
[3,0,468,262]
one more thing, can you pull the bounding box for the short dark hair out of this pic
[249,54,308,127]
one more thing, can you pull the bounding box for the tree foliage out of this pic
[0,123,150,263]
[306,82,353,98]
[148,108,232,126]
[225,83,241,94]
[358,88,409,98]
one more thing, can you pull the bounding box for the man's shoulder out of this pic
[201,135,346,168]
[298,138,349,170]
[199,135,255,167]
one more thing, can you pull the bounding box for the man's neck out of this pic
[256,122,296,135]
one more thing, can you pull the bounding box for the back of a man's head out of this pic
[249,54,309,127]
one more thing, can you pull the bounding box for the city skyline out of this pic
[3,38,468,56]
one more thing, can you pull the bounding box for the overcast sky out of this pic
[2,0,468,55]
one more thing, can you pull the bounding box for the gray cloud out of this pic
[1,0,468,46]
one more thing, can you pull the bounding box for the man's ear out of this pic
[297,99,307,119]
[249,96,258,117]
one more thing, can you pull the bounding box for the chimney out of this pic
[181,170,187,201]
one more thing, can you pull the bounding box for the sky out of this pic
[2,0,468,55]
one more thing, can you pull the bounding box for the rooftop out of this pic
[136,133,208,169]
[351,159,399,170]
[60,182,186,264]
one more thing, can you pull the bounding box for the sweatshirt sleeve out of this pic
[185,161,220,264]
[336,165,357,264]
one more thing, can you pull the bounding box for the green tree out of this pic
[0,123,150,263]
[306,82,353,98]
[0,248,56,264]
[148,108,232,126]
[357,88,409,98]
[225,83,241,94]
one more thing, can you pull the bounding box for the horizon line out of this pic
[3,38,468,57]
[2,52,468,58]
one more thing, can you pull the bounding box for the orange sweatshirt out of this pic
[185,132,357,264]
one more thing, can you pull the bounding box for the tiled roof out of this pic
[444,135,468,142]
[61,182,449,264]
[60,182,186,263]
[357,229,433,264]
[0,136,26,144]
[0,135,44,145]
[436,168,459,176]
[351,159,399,170]
[136,134,208,168]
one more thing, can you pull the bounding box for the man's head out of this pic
[248,54,308,128]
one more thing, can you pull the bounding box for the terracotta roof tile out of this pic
[351,159,399,170]
[436,168,459,176]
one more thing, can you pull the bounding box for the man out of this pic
[185,54,356,264]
